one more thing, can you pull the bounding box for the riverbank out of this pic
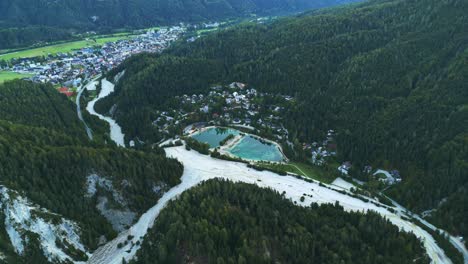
[87,145,451,264]
[86,79,125,147]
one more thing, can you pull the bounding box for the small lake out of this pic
[191,127,240,148]
[228,136,284,162]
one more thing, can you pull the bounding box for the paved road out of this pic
[76,75,101,140]
[383,194,468,263]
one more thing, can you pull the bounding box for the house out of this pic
[338,161,352,175]
[200,105,209,113]
[58,87,68,93]
[248,88,257,96]
[363,166,373,174]
[247,111,257,116]
[373,169,400,185]
[229,82,246,89]
[390,170,402,183]
[58,87,75,97]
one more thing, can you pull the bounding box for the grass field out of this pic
[0,35,134,61]
[260,161,338,184]
[196,28,219,35]
[0,71,33,83]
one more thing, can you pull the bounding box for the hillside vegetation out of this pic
[0,0,359,49]
[0,80,183,262]
[97,0,468,242]
[133,179,429,264]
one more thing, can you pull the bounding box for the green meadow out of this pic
[259,161,338,184]
[0,71,33,83]
[0,35,134,61]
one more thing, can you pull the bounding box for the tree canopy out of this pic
[0,80,183,262]
[98,0,468,243]
[133,179,429,264]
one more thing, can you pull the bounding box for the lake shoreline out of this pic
[189,125,287,163]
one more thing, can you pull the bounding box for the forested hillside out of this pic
[0,26,74,51]
[133,179,429,264]
[0,80,86,137]
[0,80,183,262]
[97,0,468,242]
[0,0,359,49]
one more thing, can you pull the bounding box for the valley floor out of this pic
[86,79,125,147]
[88,145,452,264]
[82,79,464,264]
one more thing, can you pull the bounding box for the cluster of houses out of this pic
[337,162,402,185]
[3,26,185,88]
[299,129,403,186]
[373,169,402,185]
[304,130,337,166]
[152,82,292,140]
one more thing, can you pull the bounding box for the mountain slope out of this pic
[97,0,468,242]
[0,0,361,50]
[133,179,429,264]
[0,0,359,29]
[0,80,184,262]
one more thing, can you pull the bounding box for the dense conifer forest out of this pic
[0,26,74,50]
[0,0,359,49]
[132,179,429,264]
[97,0,468,242]
[0,80,183,262]
[0,0,466,262]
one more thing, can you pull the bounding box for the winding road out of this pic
[82,79,465,263]
[76,76,101,140]
[87,145,455,264]
[384,194,468,263]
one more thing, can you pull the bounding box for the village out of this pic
[151,82,292,140]
[1,18,403,188]
[150,81,404,187]
[1,26,186,96]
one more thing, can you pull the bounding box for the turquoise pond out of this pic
[228,136,284,162]
[191,127,240,148]
[191,127,284,162]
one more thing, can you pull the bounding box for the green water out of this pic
[228,136,284,162]
[191,127,239,148]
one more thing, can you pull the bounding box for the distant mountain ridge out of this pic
[0,0,361,50]
[0,0,360,29]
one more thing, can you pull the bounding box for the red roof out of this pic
[57,87,74,97]
[62,91,75,97]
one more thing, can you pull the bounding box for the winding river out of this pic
[86,79,126,147]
